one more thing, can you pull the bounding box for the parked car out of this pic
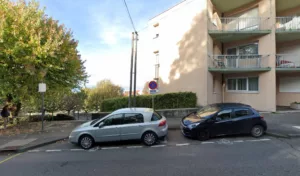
[69,108,168,149]
[181,103,267,140]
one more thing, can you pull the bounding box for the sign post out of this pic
[148,81,158,109]
[38,83,46,131]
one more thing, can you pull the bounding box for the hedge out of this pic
[29,114,75,122]
[100,92,197,112]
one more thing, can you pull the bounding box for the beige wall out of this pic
[149,0,209,106]
[221,0,276,111]
[276,73,300,106]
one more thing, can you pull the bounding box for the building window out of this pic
[227,77,259,92]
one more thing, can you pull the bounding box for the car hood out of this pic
[182,113,205,126]
[74,121,92,130]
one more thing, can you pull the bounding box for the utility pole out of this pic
[128,32,134,108]
[133,32,138,107]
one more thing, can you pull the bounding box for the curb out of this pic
[0,137,68,153]
[17,137,68,153]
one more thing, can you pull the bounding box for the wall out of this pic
[148,0,209,106]
[220,0,276,112]
[276,73,300,106]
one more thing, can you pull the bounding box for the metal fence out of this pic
[208,17,270,32]
[209,55,268,69]
[276,54,300,68]
[276,17,300,31]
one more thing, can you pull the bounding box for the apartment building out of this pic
[148,0,300,111]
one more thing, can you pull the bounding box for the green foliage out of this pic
[101,92,197,112]
[85,80,124,111]
[0,0,88,111]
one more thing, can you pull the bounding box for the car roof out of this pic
[211,103,251,109]
[112,107,154,114]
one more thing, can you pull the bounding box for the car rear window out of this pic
[151,111,162,121]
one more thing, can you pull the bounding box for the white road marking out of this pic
[151,144,166,148]
[101,147,120,150]
[293,126,300,130]
[233,140,244,143]
[176,143,190,146]
[70,149,84,151]
[89,146,100,151]
[201,142,215,144]
[28,150,40,153]
[127,146,143,149]
[46,149,62,152]
[247,138,271,142]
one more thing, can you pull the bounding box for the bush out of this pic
[101,92,197,112]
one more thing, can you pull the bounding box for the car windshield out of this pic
[90,119,99,126]
[196,105,219,118]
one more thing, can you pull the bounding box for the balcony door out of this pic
[227,43,259,68]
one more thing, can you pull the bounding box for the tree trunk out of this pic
[67,110,70,115]
[51,111,54,121]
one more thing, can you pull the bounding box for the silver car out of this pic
[69,108,168,149]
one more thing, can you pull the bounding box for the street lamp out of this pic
[38,83,46,131]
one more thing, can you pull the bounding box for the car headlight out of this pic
[188,122,200,129]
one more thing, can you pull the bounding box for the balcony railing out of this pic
[208,17,271,32]
[276,17,300,32]
[276,54,300,68]
[209,55,269,69]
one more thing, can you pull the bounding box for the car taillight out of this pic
[158,120,166,127]
[260,116,264,119]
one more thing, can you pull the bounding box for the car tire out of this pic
[197,130,210,141]
[251,125,264,138]
[142,131,158,146]
[79,135,95,150]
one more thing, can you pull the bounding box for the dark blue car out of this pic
[181,103,267,140]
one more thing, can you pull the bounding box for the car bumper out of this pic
[180,124,193,138]
[68,134,78,144]
[157,124,168,138]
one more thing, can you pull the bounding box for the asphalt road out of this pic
[1,130,300,176]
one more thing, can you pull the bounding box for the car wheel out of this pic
[197,130,210,141]
[142,132,158,146]
[79,135,94,149]
[251,125,264,138]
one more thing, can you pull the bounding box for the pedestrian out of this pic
[1,105,10,129]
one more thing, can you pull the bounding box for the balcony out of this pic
[276,54,300,72]
[276,17,300,42]
[208,17,271,42]
[208,55,271,73]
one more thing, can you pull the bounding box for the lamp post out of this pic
[38,83,46,131]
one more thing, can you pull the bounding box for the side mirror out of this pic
[98,122,104,128]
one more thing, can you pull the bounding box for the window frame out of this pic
[226,77,259,93]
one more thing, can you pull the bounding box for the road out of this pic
[1,130,300,176]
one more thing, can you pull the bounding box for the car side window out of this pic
[216,109,232,121]
[123,113,144,124]
[103,114,123,126]
[234,108,253,118]
[151,111,162,121]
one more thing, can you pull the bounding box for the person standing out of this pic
[1,105,10,129]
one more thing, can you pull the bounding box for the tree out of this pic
[142,81,150,95]
[0,0,88,117]
[86,80,123,111]
[60,89,87,115]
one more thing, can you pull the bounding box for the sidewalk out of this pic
[166,113,300,138]
[0,121,83,152]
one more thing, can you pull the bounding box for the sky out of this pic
[36,0,183,90]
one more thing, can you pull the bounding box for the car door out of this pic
[231,108,254,134]
[209,109,234,136]
[119,113,144,140]
[95,114,123,142]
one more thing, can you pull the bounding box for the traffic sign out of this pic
[150,89,159,94]
[148,81,158,90]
